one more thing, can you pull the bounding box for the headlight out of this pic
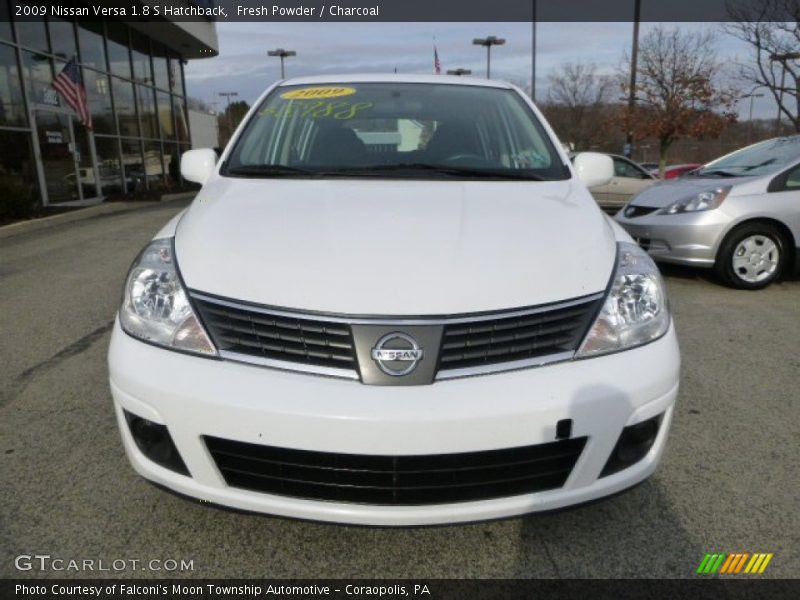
[119,238,216,356]
[660,186,730,214]
[577,242,670,357]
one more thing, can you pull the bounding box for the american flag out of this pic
[434,46,441,75]
[52,57,92,129]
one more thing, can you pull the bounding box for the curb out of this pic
[0,192,195,241]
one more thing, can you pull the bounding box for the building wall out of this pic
[0,1,210,207]
[188,109,219,150]
[128,16,218,60]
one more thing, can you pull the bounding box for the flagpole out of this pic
[531,0,537,100]
[87,126,101,199]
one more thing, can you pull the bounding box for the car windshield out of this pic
[223,82,568,181]
[694,136,800,178]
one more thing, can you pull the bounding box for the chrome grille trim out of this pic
[218,350,360,380]
[435,351,575,380]
[191,292,603,325]
[190,291,605,381]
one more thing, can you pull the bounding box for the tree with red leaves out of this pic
[621,27,739,177]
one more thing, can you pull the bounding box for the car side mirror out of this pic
[573,152,614,188]
[181,148,218,185]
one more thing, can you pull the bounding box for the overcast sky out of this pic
[184,21,779,120]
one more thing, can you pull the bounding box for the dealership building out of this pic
[0,2,218,207]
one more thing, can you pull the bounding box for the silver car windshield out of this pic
[223,82,569,181]
[694,136,800,178]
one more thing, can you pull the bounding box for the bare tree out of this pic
[544,62,612,150]
[621,27,738,176]
[548,62,611,107]
[723,0,800,132]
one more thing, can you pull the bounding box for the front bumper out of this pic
[614,209,731,267]
[108,319,680,526]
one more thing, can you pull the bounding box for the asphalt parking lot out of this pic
[1,199,798,579]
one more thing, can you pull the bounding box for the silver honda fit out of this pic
[615,136,800,289]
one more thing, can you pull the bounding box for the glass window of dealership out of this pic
[0,2,191,205]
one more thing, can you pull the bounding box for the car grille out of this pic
[191,293,603,381]
[437,298,601,372]
[205,436,587,505]
[193,296,358,372]
[624,205,658,218]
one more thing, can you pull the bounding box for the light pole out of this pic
[748,93,764,121]
[769,52,800,134]
[531,0,537,100]
[218,91,238,138]
[268,48,296,79]
[625,0,641,159]
[447,68,472,76]
[472,36,505,79]
[745,91,765,143]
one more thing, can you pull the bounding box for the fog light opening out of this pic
[124,410,189,476]
[556,419,573,440]
[600,415,662,477]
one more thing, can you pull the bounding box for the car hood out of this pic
[174,177,616,315]
[629,175,763,208]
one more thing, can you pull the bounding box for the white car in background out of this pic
[588,154,657,211]
[108,75,680,525]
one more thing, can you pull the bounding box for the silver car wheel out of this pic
[731,235,779,283]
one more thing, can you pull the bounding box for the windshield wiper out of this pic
[692,169,738,178]
[738,159,777,171]
[322,163,548,180]
[225,164,320,177]
[695,159,778,178]
[226,163,549,180]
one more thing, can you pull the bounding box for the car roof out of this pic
[278,73,514,89]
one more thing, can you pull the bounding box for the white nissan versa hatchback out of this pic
[108,75,680,525]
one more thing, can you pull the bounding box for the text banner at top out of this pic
[7,0,791,22]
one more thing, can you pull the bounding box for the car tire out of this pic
[715,222,786,290]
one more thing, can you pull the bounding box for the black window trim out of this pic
[767,159,800,192]
[613,155,653,180]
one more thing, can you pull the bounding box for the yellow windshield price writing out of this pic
[259,101,373,120]
[280,86,357,100]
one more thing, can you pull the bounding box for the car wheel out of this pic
[716,223,786,289]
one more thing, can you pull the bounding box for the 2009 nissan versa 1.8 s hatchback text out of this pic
[109,75,680,526]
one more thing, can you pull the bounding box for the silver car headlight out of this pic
[659,186,730,214]
[119,238,216,355]
[577,242,670,357]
